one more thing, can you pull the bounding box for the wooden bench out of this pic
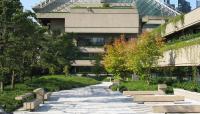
[133,95,185,103]
[153,105,200,113]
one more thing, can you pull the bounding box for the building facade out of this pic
[33,0,179,74]
[197,0,200,8]
[178,0,191,13]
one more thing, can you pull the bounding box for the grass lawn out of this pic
[111,80,157,92]
[0,75,99,112]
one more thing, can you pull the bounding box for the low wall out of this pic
[174,88,200,101]
[158,44,200,67]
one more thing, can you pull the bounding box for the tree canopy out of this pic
[0,0,78,90]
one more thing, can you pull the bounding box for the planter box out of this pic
[153,105,200,113]
[123,91,164,96]
[134,95,184,102]
[174,88,200,101]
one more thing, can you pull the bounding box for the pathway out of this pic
[14,82,158,114]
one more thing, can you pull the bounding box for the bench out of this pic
[153,105,200,113]
[133,95,185,103]
[15,88,50,111]
[23,99,41,111]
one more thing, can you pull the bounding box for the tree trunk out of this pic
[0,81,4,92]
[11,70,15,89]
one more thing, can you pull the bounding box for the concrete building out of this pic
[158,7,200,67]
[33,0,179,74]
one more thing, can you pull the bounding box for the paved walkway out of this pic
[15,82,158,114]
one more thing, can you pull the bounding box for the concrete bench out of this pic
[123,91,164,96]
[23,99,41,111]
[153,105,200,113]
[44,92,52,100]
[15,93,34,101]
[33,88,45,102]
[134,95,185,103]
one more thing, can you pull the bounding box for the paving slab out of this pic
[13,82,163,114]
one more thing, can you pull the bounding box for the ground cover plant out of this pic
[111,80,157,92]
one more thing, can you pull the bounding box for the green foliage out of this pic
[111,80,157,92]
[173,81,200,92]
[63,65,70,76]
[102,3,110,8]
[26,75,99,92]
[168,14,185,26]
[103,37,128,79]
[149,77,177,86]
[0,0,78,90]
[126,32,164,81]
[93,54,103,76]
[0,84,34,112]
[161,35,200,51]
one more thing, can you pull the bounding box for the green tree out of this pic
[93,54,103,77]
[103,37,128,80]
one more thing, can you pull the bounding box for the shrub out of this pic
[173,81,200,92]
[165,86,174,94]
[111,80,157,92]
[103,3,110,8]
[149,77,177,86]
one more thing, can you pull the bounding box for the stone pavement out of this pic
[14,82,160,114]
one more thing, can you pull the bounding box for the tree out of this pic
[93,54,103,77]
[103,37,128,80]
[126,32,164,82]
[40,32,78,75]
[103,32,164,82]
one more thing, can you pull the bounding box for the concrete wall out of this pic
[158,44,200,67]
[36,8,139,34]
[165,7,200,36]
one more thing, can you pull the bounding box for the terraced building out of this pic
[33,0,179,74]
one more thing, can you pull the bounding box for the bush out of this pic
[173,81,200,92]
[27,75,99,92]
[103,3,110,8]
[149,77,177,86]
[111,85,118,91]
[165,86,174,94]
[111,80,157,92]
